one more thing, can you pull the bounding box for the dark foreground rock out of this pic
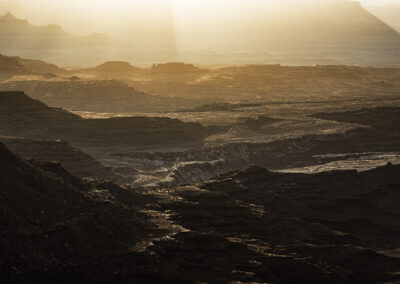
[1,138,400,283]
[0,142,154,283]
[152,164,400,283]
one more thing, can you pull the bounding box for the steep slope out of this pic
[0,136,116,179]
[366,4,400,33]
[0,54,31,81]
[0,142,148,282]
[18,57,66,75]
[176,1,400,66]
[2,2,400,66]
[0,53,67,82]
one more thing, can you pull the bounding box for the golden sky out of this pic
[1,0,399,35]
[1,0,399,66]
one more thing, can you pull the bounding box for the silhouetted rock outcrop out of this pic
[0,136,115,179]
[89,61,142,73]
[0,53,66,82]
[0,12,110,59]
[151,62,208,74]
[312,107,400,131]
[18,58,66,75]
[0,79,196,112]
[0,91,212,150]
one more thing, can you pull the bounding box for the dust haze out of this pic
[1,0,399,65]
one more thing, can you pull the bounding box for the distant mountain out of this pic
[91,61,142,73]
[366,4,400,33]
[0,12,110,63]
[1,2,400,66]
[76,61,144,78]
[0,11,66,36]
[177,1,400,66]
[151,62,208,74]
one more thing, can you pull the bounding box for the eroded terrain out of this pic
[1,60,400,283]
[1,61,400,187]
[1,141,400,283]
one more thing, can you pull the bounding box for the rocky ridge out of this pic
[0,136,116,180]
[0,91,212,151]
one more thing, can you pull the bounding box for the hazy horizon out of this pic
[1,0,400,36]
[1,0,400,66]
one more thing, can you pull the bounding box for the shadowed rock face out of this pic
[1,139,400,283]
[0,136,115,179]
[152,164,400,283]
[0,91,212,150]
[366,4,400,33]
[312,107,400,131]
[0,142,150,282]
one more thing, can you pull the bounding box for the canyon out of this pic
[1,140,399,283]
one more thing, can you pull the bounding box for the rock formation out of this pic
[0,142,149,283]
[2,139,400,282]
[0,91,212,151]
[0,79,196,112]
[0,54,31,81]
[0,136,115,179]
[0,12,110,65]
